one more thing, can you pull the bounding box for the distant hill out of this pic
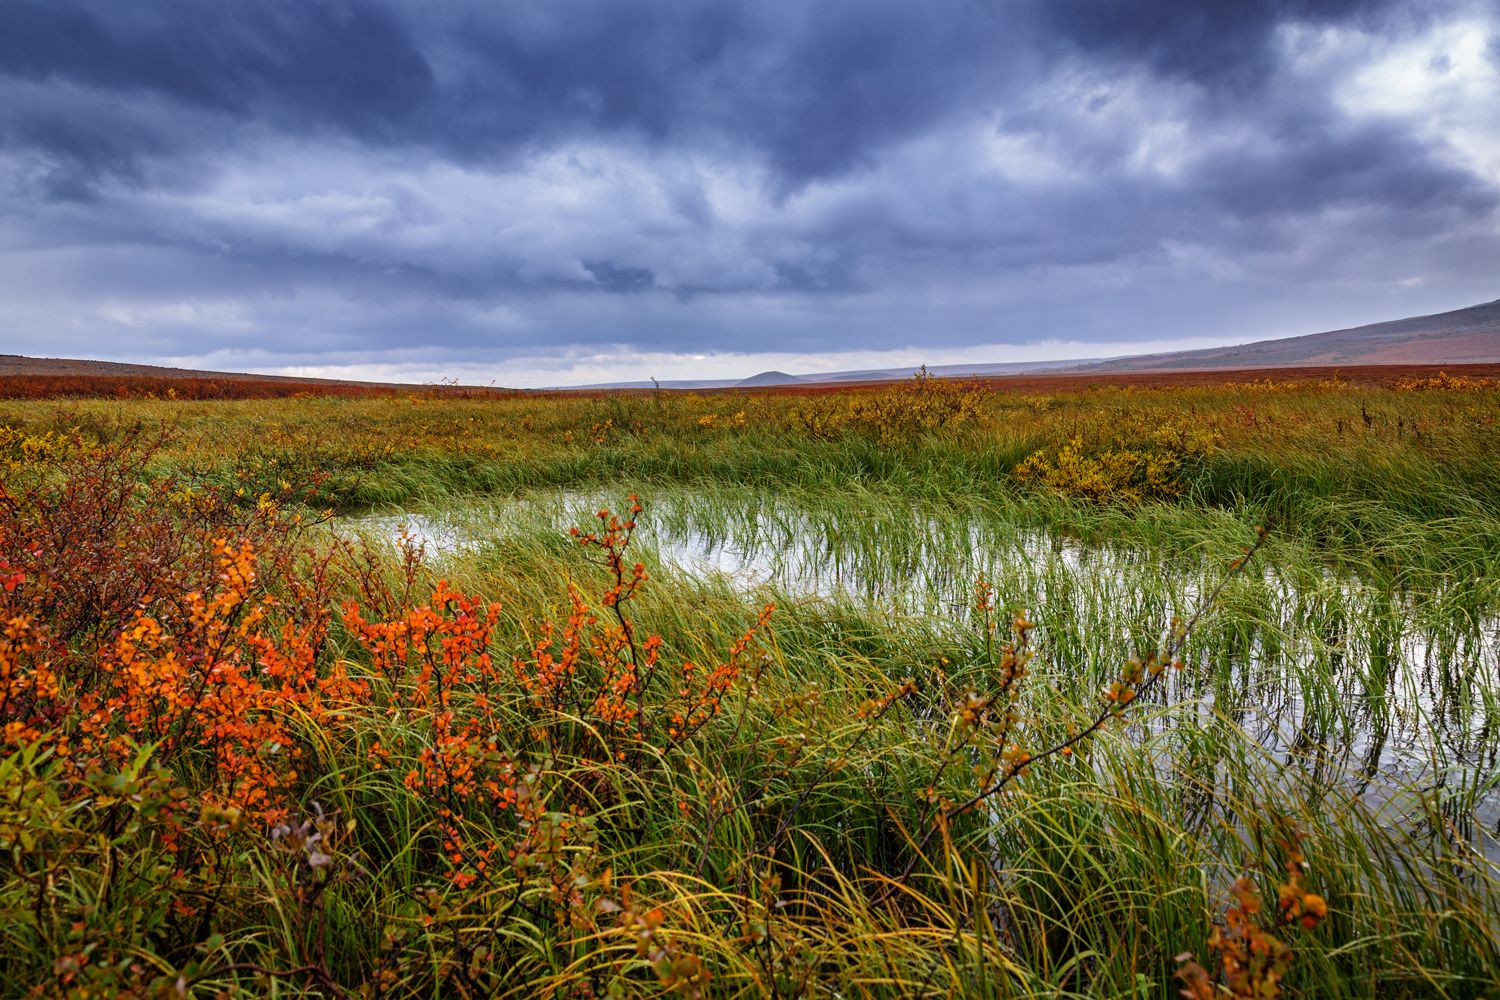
[562,299,1500,388]
[798,359,1099,382]
[736,370,804,387]
[1076,298,1500,372]
[567,358,1093,390]
[0,354,371,385]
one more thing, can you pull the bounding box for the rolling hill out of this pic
[0,354,372,385]
[1075,298,1500,372]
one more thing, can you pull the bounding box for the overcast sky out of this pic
[2,1,1497,386]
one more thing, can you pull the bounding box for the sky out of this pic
[1,0,1497,387]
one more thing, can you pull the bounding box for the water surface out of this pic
[339,489,1500,864]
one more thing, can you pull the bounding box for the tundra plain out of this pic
[0,368,1497,998]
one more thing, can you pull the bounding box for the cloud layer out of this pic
[2,0,1496,384]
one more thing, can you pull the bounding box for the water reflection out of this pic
[340,494,1500,864]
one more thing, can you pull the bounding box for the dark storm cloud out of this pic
[0,0,1464,185]
[1037,0,1418,90]
[0,1,433,199]
[583,261,657,294]
[0,0,1019,189]
[0,2,433,127]
[0,0,1496,378]
[1191,117,1498,220]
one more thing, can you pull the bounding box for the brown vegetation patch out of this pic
[707,362,1500,397]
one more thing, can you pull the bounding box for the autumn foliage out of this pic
[0,432,787,994]
[0,429,1340,998]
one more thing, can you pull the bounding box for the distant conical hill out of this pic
[735,370,806,387]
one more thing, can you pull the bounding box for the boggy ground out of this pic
[0,369,1496,997]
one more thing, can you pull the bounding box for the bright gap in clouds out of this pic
[254,337,1236,389]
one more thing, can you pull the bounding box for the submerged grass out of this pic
[0,376,1496,997]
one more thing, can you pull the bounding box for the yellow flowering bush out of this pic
[1393,371,1492,391]
[788,367,989,443]
[1014,435,1182,503]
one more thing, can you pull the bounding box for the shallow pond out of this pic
[338,489,1500,864]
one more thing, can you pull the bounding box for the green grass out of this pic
[315,481,1500,995]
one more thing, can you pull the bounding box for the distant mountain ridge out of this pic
[569,297,1498,387]
[0,354,378,385]
[5,297,1497,389]
[1074,298,1500,373]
